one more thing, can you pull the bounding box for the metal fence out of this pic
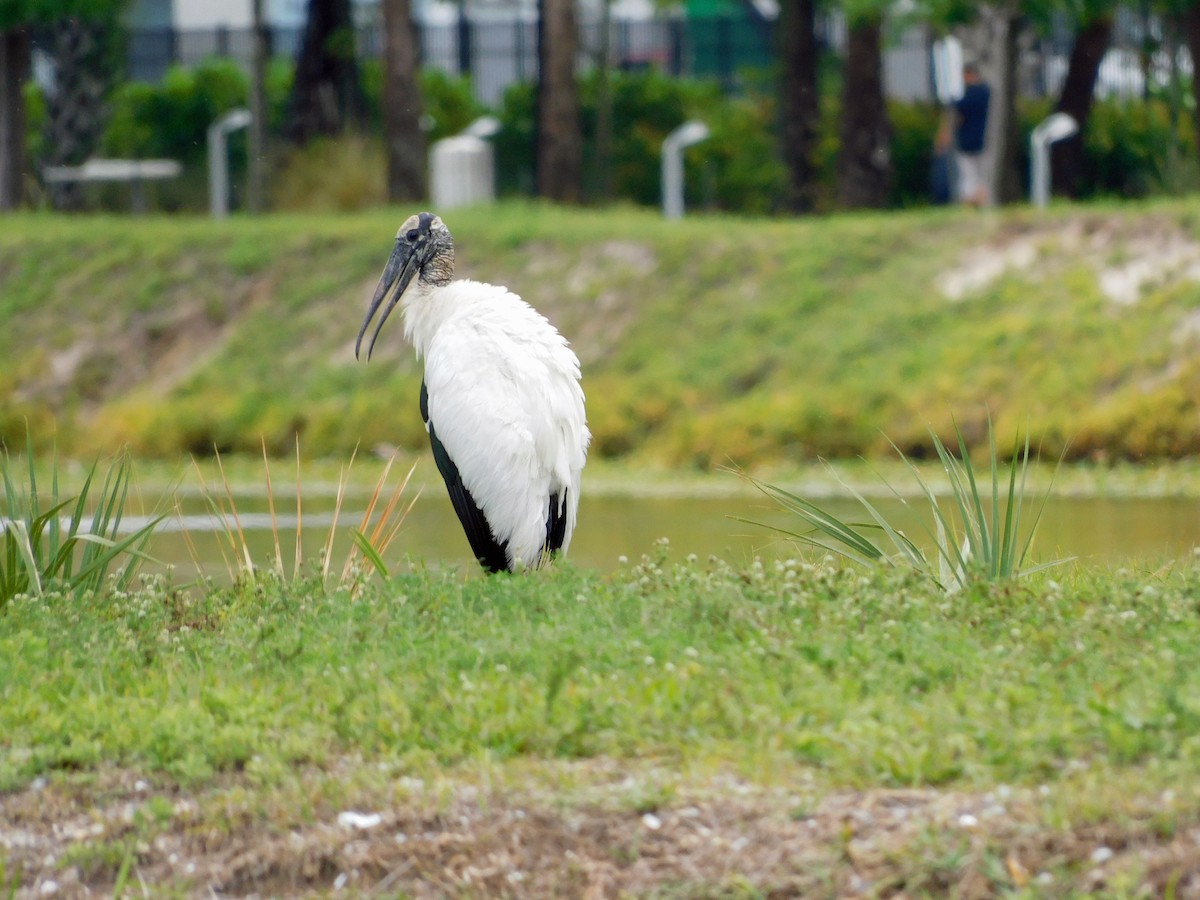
[123,15,850,106]
[117,9,1177,108]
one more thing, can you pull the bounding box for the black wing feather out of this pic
[423,380,510,573]
[544,490,568,556]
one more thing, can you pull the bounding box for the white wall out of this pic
[172,0,250,29]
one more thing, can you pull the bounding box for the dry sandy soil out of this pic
[4,763,1200,898]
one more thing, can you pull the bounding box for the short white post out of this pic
[661,120,710,220]
[429,117,502,211]
[1029,112,1078,209]
[208,108,252,218]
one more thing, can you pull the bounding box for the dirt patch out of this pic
[16,272,273,411]
[935,214,1200,307]
[3,767,1199,898]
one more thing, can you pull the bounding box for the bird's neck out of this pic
[401,279,456,359]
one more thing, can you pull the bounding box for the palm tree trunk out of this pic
[382,0,426,201]
[0,25,29,211]
[1051,14,1113,198]
[536,0,583,202]
[837,17,892,209]
[285,0,365,145]
[778,0,820,213]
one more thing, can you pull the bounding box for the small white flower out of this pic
[1090,846,1114,864]
[642,813,662,830]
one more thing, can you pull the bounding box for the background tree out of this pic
[381,0,426,201]
[837,3,893,208]
[0,0,127,211]
[777,0,821,212]
[536,0,583,201]
[41,11,125,209]
[0,20,30,210]
[1050,0,1115,196]
[285,0,365,145]
[1183,3,1200,170]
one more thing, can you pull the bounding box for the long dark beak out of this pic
[356,240,419,361]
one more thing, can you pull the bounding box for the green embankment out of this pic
[2,201,1199,464]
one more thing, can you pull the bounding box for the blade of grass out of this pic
[294,436,302,581]
[215,449,254,581]
[262,438,284,577]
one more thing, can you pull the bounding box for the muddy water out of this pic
[146,490,1200,580]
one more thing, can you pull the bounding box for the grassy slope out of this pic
[2,201,1200,466]
[3,561,1200,895]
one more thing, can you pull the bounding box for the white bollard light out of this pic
[661,120,710,220]
[1030,112,1078,209]
[208,108,252,218]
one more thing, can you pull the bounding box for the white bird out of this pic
[356,212,590,573]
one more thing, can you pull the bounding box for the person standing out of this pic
[936,61,991,207]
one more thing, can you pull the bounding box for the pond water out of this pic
[142,489,1200,580]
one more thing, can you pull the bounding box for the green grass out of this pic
[3,201,1200,465]
[3,556,1199,791]
[3,513,1200,894]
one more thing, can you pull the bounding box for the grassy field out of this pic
[4,202,1200,895]
[3,556,1200,895]
[3,201,1200,466]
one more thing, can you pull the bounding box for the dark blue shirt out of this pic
[954,82,990,154]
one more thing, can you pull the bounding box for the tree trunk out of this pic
[248,0,270,212]
[996,10,1024,204]
[836,17,892,209]
[285,0,365,145]
[778,0,820,213]
[1051,14,1113,198]
[382,0,426,202]
[42,16,120,210]
[536,0,582,202]
[0,26,30,211]
[1184,6,1200,159]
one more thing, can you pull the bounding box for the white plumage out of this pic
[356,212,589,572]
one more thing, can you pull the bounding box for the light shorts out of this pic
[955,150,990,203]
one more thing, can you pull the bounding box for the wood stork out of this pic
[356,212,590,573]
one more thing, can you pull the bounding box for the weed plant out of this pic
[185,440,418,593]
[740,421,1070,592]
[0,437,161,609]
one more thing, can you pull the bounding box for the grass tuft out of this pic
[185,439,419,593]
[737,417,1072,592]
[1,431,162,609]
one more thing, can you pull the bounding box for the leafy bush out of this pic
[103,58,251,163]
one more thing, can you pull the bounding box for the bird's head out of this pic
[356,212,454,361]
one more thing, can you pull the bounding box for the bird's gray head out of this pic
[356,212,455,361]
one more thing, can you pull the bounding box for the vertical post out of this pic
[1029,112,1077,208]
[662,120,709,219]
[209,109,252,218]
